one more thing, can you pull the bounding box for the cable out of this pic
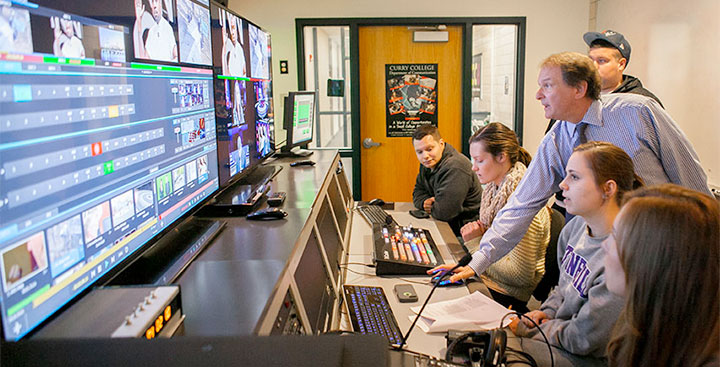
[505,346,538,366]
[500,312,554,367]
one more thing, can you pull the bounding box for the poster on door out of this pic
[385,63,438,137]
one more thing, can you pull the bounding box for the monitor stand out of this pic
[274,146,313,158]
[195,165,281,217]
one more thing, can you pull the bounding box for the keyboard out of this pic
[356,205,398,226]
[343,285,402,345]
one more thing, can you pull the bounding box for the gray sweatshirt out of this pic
[516,216,624,358]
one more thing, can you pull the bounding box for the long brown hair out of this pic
[573,141,644,204]
[469,122,531,166]
[607,184,720,366]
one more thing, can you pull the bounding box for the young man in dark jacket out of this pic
[545,29,663,134]
[411,125,482,236]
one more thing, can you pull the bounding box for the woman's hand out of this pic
[426,264,476,283]
[460,220,485,241]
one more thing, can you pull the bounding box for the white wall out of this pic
[595,0,719,187]
[228,0,590,156]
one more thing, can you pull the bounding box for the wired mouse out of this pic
[247,208,288,220]
[430,270,466,287]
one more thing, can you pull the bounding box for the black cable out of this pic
[505,346,538,366]
[500,312,554,367]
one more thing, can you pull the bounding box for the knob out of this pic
[362,138,381,149]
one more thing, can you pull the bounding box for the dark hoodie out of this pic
[545,74,663,133]
[412,143,482,235]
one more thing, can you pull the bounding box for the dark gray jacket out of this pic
[412,143,482,235]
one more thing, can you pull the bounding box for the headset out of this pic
[445,328,507,367]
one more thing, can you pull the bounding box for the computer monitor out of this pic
[0,1,218,341]
[293,230,335,334]
[277,91,316,157]
[209,2,275,188]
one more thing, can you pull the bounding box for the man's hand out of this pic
[427,264,476,283]
[460,220,485,241]
[521,310,550,328]
[423,197,435,213]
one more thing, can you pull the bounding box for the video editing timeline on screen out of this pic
[373,224,445,275]
[211,2,275,186]
[0,1,219,341]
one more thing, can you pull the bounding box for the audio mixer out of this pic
[372,224,445,275]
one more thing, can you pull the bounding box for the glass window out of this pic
[471,25,518,135]
[302,26,351,149]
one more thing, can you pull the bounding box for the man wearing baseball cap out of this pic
[584,29,662,105]
[546,30,663,134]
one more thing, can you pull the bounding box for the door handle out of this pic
[362,138,381,149]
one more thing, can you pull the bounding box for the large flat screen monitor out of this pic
[0,1,218,341]
[209,2,274,187]
[277,91,315,157]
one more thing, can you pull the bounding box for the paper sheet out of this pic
[409,291,512,333]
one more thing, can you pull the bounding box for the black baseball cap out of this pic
[583,30,631,62]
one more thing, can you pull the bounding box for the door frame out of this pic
[295,17,527,200]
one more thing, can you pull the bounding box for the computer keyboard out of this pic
[343,285,402,345]
[356,205,398,226]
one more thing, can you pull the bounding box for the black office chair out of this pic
[532,207,565,302]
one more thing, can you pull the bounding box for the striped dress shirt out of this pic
[468,93,711,276]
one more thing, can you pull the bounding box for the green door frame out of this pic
[295,17,526,200]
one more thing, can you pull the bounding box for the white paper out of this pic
[409,291,512,333]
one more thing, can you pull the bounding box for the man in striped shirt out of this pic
[441,52,711,282]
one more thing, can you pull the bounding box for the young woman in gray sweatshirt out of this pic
[509,142,643,367]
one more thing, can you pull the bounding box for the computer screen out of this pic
[209,2,274,187]
[316,198,342,282]
[0,1,218,341]
[283,91,316,151]
[293,230,335,334]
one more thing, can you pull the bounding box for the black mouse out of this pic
[368,198,385,206]
[290,160,315,167]
[247,208,288,220]
[409,209,430,219]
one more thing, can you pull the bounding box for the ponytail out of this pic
[632,173,644,190]
[517,147,532,167]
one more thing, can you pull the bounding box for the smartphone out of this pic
[393,284,418,303]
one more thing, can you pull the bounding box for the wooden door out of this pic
[359,25,463,202]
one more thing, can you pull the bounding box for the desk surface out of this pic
[176,151,339,336]
[344,202,488,358]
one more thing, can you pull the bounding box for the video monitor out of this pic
[0,1,218,341]
[293,230,335,334]
[209,2,275,187]
[316,198,342,282]
[278,91,315,156]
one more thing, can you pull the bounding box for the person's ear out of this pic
[603,180,618,200]
[618,58,627,72]
[575,80,588,100]
[495,152,508,164]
